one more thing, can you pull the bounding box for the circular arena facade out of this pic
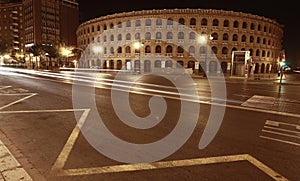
[76,8,284,76]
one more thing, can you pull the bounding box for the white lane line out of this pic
[260,136,300,147]
[53,154,287,181]
[50,109,90,175]
[0,93,37,110]
[265,120,300,128]
[264,126,300,135]
[0,86,12,90]
[262,129,300,140]
[265,120,279,127]
[0,109,87,114]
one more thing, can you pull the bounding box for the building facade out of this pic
[77,9,284,75]
[23,0,79,47]
[0,1,23,57]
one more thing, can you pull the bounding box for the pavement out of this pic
[0,70,299,181]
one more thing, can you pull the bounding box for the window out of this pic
[117,47,122,53]
[167,18,173,25]
[189,32,196,40]
[211,32,218,40]
[117,22,122,28]
[200,46,206,54]
[156,32,162,40]
[145,19,151,26]
[189,46,195,54]
[135,20,141,27]
[145,46,151,53]
[155,45,161,53]
[232,34,238,41]
[126,20,131,27]
[179,18,185,25]
[250,23,255,30]
[190,18,196,26]
[177,46,184,53]
[242,22,247,29]
[212,19,219,27]
[256,49,260,56]
[118,34,122,41]
[125,46,131,53]
[126,33,131,40]
[178,32,184,39]
[250,36,254,43]
[166,45,173,53]
[201,18,208,26]
[223,33,229,41]
[223,20,229,27]
[241,35,246,42]
[110,35,114,41]
[222,47,228,55]
[167,32,173,39]
[135,33,140,40]
[233,20,239,28]
[156,18,162,26]
[145,32,151,40]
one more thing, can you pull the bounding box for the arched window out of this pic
[256,49,260,56]
[201,18,208,26]
[126,33,131,40]
[233,20,239,28]
[213,19,219,26]
[167,32,173,39]
[212,46,217,55]
[110,47,114,54]
[242,22,247,29]
[222,47,228,55]
[166,45,173,53]
[110,23,114,29]
[200,46,206,54]
[156,32,162,40]
[103,35,107,42]
[156,18,162,26]
[223,33,229,41]
[167,18,173,25]
[223,20,229,27]
[257,37,261,44]
[177,46,184,53]
[135,20,141,27]
[125,46,131,53]
[155,60,161,68]
[110,35,114,41]
[258,24,261,31]
[97,25,100,31]
[242,35,247,42]
[264,26,267,32]
[250,23,255,30]
[189,32,196,40]
[178,32,184,40]
[211,32,218,40]
[135,33,140,40]
[262,50,266,57]
[250,36,254,43]
[179,18,185,25]
[145,32,151,40]
[117,22,122,28]
[145,19,151,26]
[165,60,173,68]
[145,45,151,53]
[232,34,238,41]
[190,18,196,26]
[155,46,162,53]
[117,47,122,53]
[189,46,195,54]
[263,38,266,44]
[126,21,131,27]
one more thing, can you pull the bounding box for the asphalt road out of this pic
[0,68,299,181]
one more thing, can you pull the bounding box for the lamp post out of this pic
[198,34,213,77]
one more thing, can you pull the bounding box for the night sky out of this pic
[77,0,300,67]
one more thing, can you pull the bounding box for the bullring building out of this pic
[76,8,284,76]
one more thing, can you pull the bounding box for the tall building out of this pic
[23,0,79,48]
[0,0,23,56]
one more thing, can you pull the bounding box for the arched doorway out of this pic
[165,60,173,68]
[209,61,218,74]
[221,62,227,73]
[109,60,114,69]
[134,60,140,72]
[187,61,195,69]
[117,60,122,70]
[144,60,151,73]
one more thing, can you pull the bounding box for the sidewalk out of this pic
[0,140,33,181]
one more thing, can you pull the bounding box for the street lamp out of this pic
[198,34,213,77]
[279,59,286,84]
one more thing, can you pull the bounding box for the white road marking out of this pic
[0,93,37,110]
[265,120,279,127]
[262,129,300,140]
[260,136,300,147]
[264,126,300,135]
[0,86,11,90]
